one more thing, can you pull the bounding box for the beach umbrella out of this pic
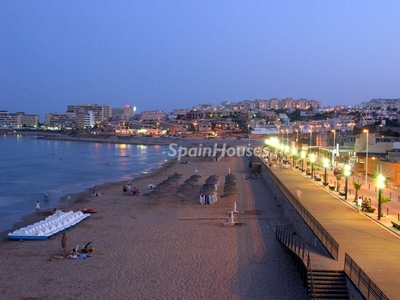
[224,184,237,191]
[170,173,183,180]
[224,178,236,184]
[224,181,237,187]
[205,178,219,184]
[184,178,198,186]
[190,174,202,179]
[147,188,163,204]
[172,191,187,198]
[158,179,172,189]
[200,184,216,195]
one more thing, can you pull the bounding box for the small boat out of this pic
[81,208,97,213]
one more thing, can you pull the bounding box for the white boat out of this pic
[8,210,90,241]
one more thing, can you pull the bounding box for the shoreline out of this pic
[0,155,307,299]
[1,134,263,240]
[1,157,178,241]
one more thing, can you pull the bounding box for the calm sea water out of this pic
[0,135,170,233]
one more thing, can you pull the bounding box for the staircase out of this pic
[308,270,349,299]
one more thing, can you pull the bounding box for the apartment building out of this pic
[0,111,39,128]
[66,104,111,122]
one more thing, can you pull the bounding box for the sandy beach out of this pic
[0,143,307,299]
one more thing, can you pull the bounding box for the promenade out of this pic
[269,164,400,299]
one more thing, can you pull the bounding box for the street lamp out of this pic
[310,153,316,178]
[343,164,351,200]
[285,129,289,146]
[295,129,299,147]
[248,124,251,147]
[291,147,298,167]
[301,151,306,172]
[323,158,330,186]
[363,129,369,187]
[377,174,385,220]
[331,129,336,168]
[309,129,312,148]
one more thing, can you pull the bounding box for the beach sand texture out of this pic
[0,156,307,300]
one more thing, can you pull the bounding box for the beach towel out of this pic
[77,253,92,260]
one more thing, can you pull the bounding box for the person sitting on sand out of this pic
[123,185,127,193]
[68,248,78,259]
[81,241,94,253]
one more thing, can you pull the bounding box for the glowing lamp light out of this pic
[343,164,351,177]
[310,153,316,178]
[323,158,330,169]
[377,174,385,189]
[300,150,306,172]
[343,164,351,200]
[323,158,330,186]
[376,174,385,220]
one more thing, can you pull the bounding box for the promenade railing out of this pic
[275,226,315,299]
[344,253,389,300]
[261,160,340,260]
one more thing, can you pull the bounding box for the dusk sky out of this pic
[2,1,400,120]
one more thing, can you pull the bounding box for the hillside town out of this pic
[2,97,400,184]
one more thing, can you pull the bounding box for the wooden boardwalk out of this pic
[269,166,400,299]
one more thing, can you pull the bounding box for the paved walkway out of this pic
[269,165,400,300]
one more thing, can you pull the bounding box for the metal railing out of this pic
[344,253,389,300]
[275,226,315,299]
[262,160,340,260]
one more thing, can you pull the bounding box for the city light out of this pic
[310,153,317,178]
[343,164,351,200]
[323,158,330,186]
[301,151,306,172]
[363,129,369,187]
[377,174,385,220]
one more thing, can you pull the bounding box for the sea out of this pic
[0,134,171,234]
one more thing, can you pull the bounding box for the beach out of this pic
[0,138,307,299]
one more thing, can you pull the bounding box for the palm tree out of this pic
[380,196,391,217]
[336,174,342,192]
[353,181,363,201]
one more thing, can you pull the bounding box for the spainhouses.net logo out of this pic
[167,143,269,161]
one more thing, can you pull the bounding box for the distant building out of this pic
[76,111,95,128]
[140,110,166,121]
[0,111,39,128]
[112,105,136,117]
[66,104,111,122]
[44,113,76,128]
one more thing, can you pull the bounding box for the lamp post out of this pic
[285,129,289,146]
[291,147,298,167]
[343,164,351,200]
[295,129,299,147]
[248,124,251,147]
[377,174,385,220]
[331,129,336,168]
[310,153,316,178]
[323,158,330,186]
[301,151,306,172]
[309,129,312,148]
[363,129,369,187]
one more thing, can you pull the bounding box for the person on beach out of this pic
[35,201,40,214]
[61,233,67,255]
[356,197,362,211]
[92,186,97,196]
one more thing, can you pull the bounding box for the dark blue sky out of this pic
[2,1,400,120]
